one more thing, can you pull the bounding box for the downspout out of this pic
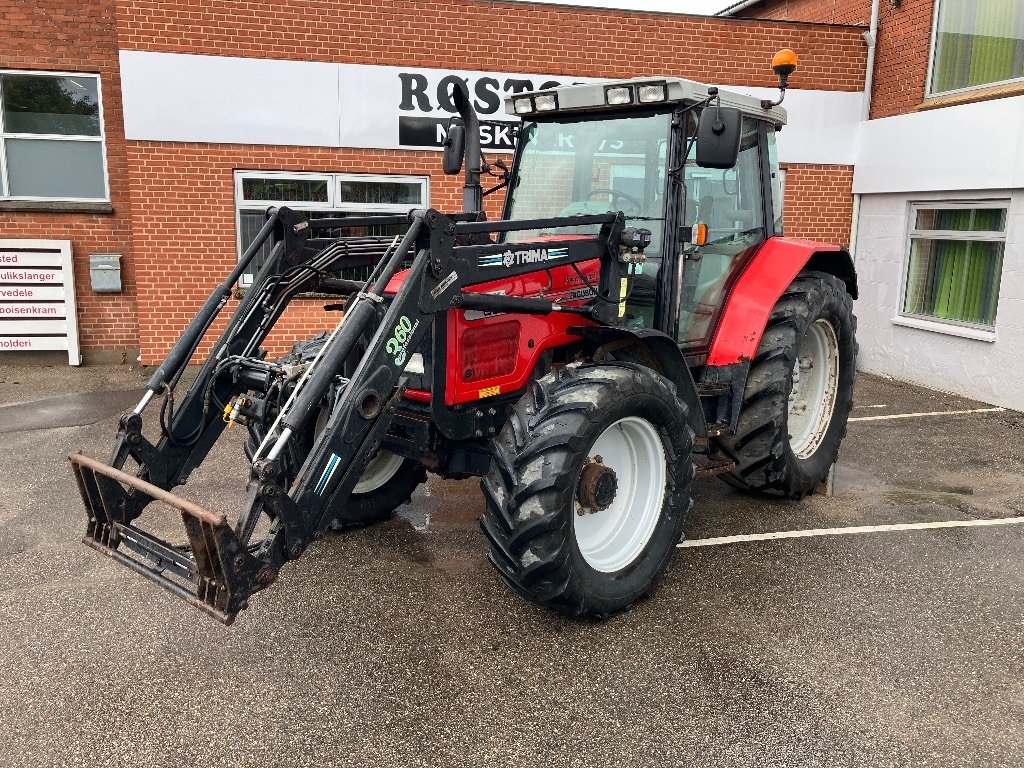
[849,0,881,261]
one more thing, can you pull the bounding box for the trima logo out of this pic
[480,246,569,269]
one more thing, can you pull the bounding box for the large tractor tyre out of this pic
[325,451,426,529]
[312,404,426,529]
[481,361,694,618]
[715,271,857,499]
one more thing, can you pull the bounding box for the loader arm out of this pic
[70,206,632,623]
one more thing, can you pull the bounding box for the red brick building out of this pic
[0,0,867,364]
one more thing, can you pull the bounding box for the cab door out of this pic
[676,117,774,348]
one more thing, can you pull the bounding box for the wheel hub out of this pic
[577,458,618,514]
[573,416,667,573]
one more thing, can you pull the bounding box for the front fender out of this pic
[571,326,706,439]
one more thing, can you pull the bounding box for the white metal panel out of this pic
[0,252,63,267]
[0,319,68,334]
[0,304,65,318]
[0,267,63,283]
[335,63,593,152]
[0,336,69,351]
[119,51,342,147]
[853,96,1024,194]
[0,286,65,300]
[724,87,863,165]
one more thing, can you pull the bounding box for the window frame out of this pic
[233,170,429,286]
[925,0,1024,99]
[0,69,111,203]
[895,199,1008,340]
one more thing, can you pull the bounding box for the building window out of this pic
[929,0,1024,96]
[0,71,108,201]
[902,203,1007,329]
[234,171,428,286]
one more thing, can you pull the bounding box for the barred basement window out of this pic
[928,0,1024,96]
[234,172,428,286]
[902,203,1007,329]
[0,71,109,201]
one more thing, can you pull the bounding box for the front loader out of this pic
[71,52,858,622]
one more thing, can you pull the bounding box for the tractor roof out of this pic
[503,77,787,127]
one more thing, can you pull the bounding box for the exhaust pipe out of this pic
[450,81,483,215]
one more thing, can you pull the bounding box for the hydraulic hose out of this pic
[145,210,281,395]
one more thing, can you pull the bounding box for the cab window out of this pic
[679,117,766,346]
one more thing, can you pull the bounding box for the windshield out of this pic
[505,112,671,252]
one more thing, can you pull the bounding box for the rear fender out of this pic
[706,238,856,367]
[572,326,706,439]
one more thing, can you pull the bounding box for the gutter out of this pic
[715,0,764,16]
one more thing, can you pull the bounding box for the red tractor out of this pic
[71,52,857,622]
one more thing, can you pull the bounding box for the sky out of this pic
[505,0,738,15]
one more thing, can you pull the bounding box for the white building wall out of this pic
[854,189,1024,412]
[852,97,1024,412]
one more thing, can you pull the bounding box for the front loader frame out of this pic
[70,205,643,623]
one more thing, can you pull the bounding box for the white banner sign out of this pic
[0,240,79,365]
[338,64,594,152]
[120,51,863,164]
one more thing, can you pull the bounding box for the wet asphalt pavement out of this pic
[0,364,1022,767]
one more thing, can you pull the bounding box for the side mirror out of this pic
[442,121,466,175]
[696,106,741,169]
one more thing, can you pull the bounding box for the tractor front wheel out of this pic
[326,449,426,529]
[481,362,694,618]
[715,271,857,498]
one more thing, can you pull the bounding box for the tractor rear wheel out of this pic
[715,271,856,498]
[481,362,694,618]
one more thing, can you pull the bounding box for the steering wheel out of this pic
[586,189,643,215]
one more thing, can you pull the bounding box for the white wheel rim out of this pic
[315,405,405,495]
[573,416,667,573]
[353,450,405,494]
[788,318,840,459]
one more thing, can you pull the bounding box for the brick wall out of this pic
[870,0,935,118]
[738,0,939,119]
[780,164,854,246]
[0,0,138,357]
[736,0,872,26]
[115,1,868,92]
[127,142,480,361]
[115,1,867,361]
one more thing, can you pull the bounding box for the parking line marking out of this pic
[849,407,1005,422]
[678,516,1024,548]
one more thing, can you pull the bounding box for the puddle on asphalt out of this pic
[0,388,143,433]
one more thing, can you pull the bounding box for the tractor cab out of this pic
[500,77,787,351]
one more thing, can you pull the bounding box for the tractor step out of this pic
[696,381,731,397]
[694,457,737,478]
[69,452,272,625]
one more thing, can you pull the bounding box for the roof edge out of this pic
[716,0,765,17]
